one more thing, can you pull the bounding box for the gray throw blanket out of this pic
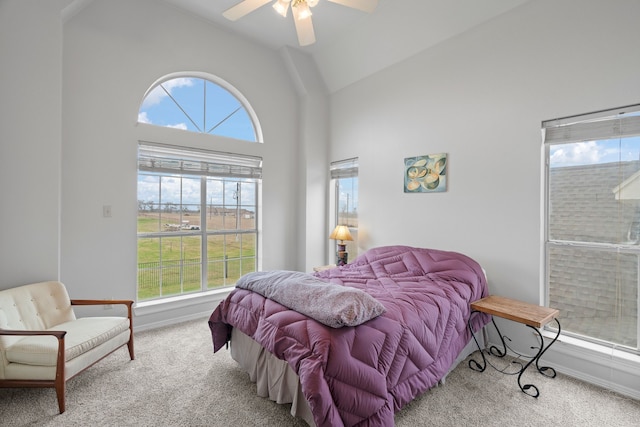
[235,270,385,328]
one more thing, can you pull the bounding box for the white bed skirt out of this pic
[229,327,484,426]
[230,328,317,426]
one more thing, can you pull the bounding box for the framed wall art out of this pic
[404,153,447,193]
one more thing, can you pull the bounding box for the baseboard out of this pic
[543,337,640,400]
[552,360,640,400]
[133,311,212,333]
[487,335,640,401]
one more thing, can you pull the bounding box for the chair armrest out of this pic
[71,299,133,308]
[0,328,67,399]
[71,299,133,318]
[0,329,66,339]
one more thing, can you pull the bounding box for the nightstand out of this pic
[467,295,561,398]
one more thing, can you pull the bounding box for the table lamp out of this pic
[329,225,353,266]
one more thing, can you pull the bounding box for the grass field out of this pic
[137,212,256,300]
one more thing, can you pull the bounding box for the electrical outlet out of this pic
[104,297,114,310]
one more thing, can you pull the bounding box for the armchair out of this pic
[0,281,134,413]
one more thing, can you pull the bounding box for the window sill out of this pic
[134,288,232,317]
[541,329,640,365]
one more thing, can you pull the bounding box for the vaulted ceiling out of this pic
[64,0,531,92]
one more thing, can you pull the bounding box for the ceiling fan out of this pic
[222,0,378,46]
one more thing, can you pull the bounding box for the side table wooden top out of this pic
[471,295,559,328]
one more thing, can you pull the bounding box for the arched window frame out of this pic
[139,71,263,143]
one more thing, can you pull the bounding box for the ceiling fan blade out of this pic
[326,0,378,13]
[223,0,273,21]
[293,14,316,46]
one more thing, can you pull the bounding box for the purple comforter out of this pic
[208,246,489,427]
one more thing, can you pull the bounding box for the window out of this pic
[138,76,260,142]
[543,104,640,355]
[137,143,261,301]
[330,158,358,261]
[137,74,262,302]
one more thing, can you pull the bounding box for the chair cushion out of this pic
[0,281,76,352]
[5,317,130,366]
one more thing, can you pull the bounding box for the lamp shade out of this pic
[329,225,353,242]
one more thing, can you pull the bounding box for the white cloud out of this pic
[138,174,202,205]
[140,86,165,109]
[167,123,188,130]
[550,141,603,166]
[138,111,151,124]
[138,110,186,129]
[141,78,194,108]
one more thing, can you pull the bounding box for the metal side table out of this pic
[467,295,561,398]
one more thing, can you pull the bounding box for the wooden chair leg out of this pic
[126,304,135,360]
[55,380,66,413]
[127,338,135,360]
[55,333,66,413]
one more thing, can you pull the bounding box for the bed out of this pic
[208,245,490,427]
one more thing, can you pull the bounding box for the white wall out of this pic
[329,0,640,397]
[280,47,330,272]
[0,1,62,286]
[58,0,301,318]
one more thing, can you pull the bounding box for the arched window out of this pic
[138,75,261,142]
[137,74,262,302]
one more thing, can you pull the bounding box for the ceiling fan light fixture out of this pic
[273,0,291,17]
[223,0,378,47]
[292,0,312,20]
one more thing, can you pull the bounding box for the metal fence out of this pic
[137,256,255,300]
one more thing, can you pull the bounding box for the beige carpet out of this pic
[1,318,638,426]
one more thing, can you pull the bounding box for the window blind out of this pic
[330,157,358,179]
[138,142,262,179]
[542,104,640,144]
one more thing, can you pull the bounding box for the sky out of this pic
[550,136,640,167]
[138,77,256,141]
[138,173,256,210]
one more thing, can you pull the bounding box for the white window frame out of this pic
[137,142,261,302]
[329,158,359,264]
[136,72,263,305]
[543,103,640,356]
[139,73,263,143]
